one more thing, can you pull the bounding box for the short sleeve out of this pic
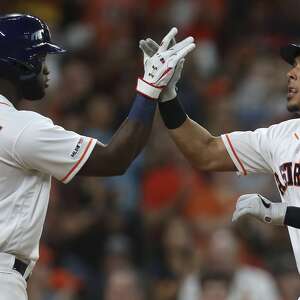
[221,128,273,176]
[13,117,97,183]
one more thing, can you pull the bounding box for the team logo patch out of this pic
[31,29,44,41]
[71,137,84,159]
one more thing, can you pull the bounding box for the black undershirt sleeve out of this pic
[284,206,300,229]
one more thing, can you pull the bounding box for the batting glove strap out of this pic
[136,78,163,99]
[265,200,288,225]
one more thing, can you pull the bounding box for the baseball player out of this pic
[0,14,195,300]
[139,38,300,274]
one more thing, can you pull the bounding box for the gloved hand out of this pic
[139,36,185,102]
[232,194,288,225]
[136,27,195,100]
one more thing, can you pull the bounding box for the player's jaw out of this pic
[286,56,300,112]
[21,61,50,101]
[42,64,50,89]
[287,83,300,112]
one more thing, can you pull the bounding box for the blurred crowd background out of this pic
[1,0,300,299]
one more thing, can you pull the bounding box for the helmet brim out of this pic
[32,42,66,55]
[280,43,300,65]
[45,42,66,54]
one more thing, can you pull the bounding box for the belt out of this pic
[0,253,33,281]
[13,258,29,279]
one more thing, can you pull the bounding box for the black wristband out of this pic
[284,206,300,229]
[159,98,187,129]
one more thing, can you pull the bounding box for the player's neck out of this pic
[0,79,22,105]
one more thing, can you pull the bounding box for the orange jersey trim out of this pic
[62,138,93,182]
[225,134,247,175]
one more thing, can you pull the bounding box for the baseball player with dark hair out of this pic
[0,14,195,299]
[139,38,300,275]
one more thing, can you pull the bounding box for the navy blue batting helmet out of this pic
[280,43,300,65]
[0,14,66,78]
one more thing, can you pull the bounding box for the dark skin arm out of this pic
[169,117,236,172]
[78,117,152,176]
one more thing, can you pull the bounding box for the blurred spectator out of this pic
[180,228,281,300]
[149,216,201,300]
[103,268,145,300]
[200,270,232,300]
[7,1,300,299]
[84,93,116,143]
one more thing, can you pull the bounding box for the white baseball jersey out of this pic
[222,118,300,272]
[0,95,97,264]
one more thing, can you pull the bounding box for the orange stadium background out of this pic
[1,0,300,299]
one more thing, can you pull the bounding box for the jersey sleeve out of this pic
[221,127,273,176]
[13,117,97,183]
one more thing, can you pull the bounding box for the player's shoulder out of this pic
[17,110,51,123]
[13,110,53,129]
[267,117,300,135]
[275,117,300,127]
[0,109,53,140]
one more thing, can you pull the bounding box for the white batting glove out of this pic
[232,194,288,225]
[139,37,185,102]
[136,27,195,99]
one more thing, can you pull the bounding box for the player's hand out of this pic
[136,27,195,99]
[139,37,185,102]
[232,194,288,225]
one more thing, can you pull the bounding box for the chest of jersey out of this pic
[273,134,300,196]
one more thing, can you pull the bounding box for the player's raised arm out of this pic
[78,28,195,177]
[164,116,236,172]
[139,38,235,173]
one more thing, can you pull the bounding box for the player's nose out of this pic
[43,67,50,76]
[287,67,297,80]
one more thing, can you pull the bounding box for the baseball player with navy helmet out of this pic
[0,14,195,299]
[139,36,300,277]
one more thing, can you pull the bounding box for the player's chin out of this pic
[287,95,300,113]
[23,87,46,101]
[21,79,46,101]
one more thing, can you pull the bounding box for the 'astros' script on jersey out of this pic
[221,117,300,273]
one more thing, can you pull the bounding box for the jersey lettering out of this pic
[294,163,300,186]
[275,162,300,195]
[274,172,286,196]
[70,137,83,159]
[280,162,293,186]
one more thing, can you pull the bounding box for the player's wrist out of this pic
[159,97,187,129]
[128,93,157,125]
[136,78,163,100]
[269,202,288,225]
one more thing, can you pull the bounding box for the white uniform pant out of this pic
[0,270,27,300]
[0,253,32,300]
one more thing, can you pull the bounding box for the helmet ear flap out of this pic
[0,57,40,81]
[0,58,23,82]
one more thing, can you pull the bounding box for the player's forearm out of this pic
[104,117,152,174]
[79,94,156,177]
[159,98,235,172]
[169,118,220,171]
